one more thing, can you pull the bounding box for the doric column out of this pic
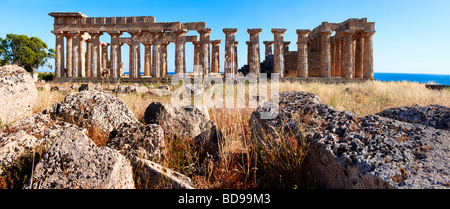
[89,31,103,78]
[336,39,342,77]
[296,29,310,78]
[126,42,132,77]
[161,42,168,76]
[272,28,287,77]
[362,30,375,79]
[70,32,81,78]
[248,28,262,75]
[129,31,141,78]
[354,33,364,78]
[331,40,336,77]
[143,43,152,76]
[263,41,273,57]
[52,31,65,78]
[86,39,91,77]
[210,39,222,73]
[223,28,237,76]
[151,31,163,78]
[234,41,239,73]
[320,30,332,78]
[198,28,212,76]
[193,41,201,74]
[341,30,355,78]
[80,33,89,77]
[108,31,122,78]
[101,42,109,77]
[174,29,188,74]
[65,33,73,77]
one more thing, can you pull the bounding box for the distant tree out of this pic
[0,34,55,72]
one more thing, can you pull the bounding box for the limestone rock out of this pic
[50,86,71,94]
[0,131,41,176]
[47,90,138,134]
[132,157,195,189]
[78,83,103,92]
[376,104,450,131]
[27,125,135,189]
[0,65,38,124]
[107,121,166,161]
[143,102,221,158]
[250,91,450,189]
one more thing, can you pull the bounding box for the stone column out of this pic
[341,30,355,78]
[193,41,201,75]
[65,33,73,77]
[89,32,103,78]
[336,39,342,77]
[161,42,168,76]
[198,28,212,76]
[362,30,375,79]
[129,31,141,78]
[70,32,81,78]
[174,29,187,74]
[223,28,237,76]
[109,31,122,78]
[320,30,332,78]
[126,43,132,76]
[296,29,310,78]
[52,31,65,78]
[151,31,163,78]
[101,42,109,77]
[80,33,88,77]
[86,39,91,77]
[234,41,239,73]
[143,43,152,76]
[272,28,287,77]
[210,39,221,73]
[354,33,364,78]
[248,28,262,75]
[263,41,273,57]
[331,41,336,77]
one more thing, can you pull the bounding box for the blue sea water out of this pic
[126,72,450,85]
[374,73,450,85]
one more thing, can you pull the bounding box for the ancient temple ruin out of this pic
[49,12,375,80]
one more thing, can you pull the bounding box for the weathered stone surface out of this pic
[78,83,103,92]
[143,102,221,158]
[376,104,450,131]
[132,157,195,189]
[0,131,41,176]
[107,121,166,161]
[47,90,138,134]
[0,65,38,125]
[27,125,135,189]
[250,91,450,189]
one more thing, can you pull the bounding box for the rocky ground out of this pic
[250,91,450,189]
[1,65,449,189]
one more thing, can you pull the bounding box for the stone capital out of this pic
[319,30,333,36]
[341,30,355,36]
[223,28,237,34]
[296,29,310,36]
[107,31,123,37]
[174,29,188,37]
[263,41,274,46]
[361,30,376,36]
[271,28,287,34]
[248,28,262,35]
[198,28,212,35]
[210,39,222,45]
[51,30,64,35]
[283,41,291,46]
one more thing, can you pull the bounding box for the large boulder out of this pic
[0,65,38,124]
[46,90,138,134]
[143,102,221,158]
[27,125,135,189]
[250,91,450,189]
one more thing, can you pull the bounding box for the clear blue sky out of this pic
[1,0,449,75]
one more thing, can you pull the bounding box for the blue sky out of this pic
[1,0,449,75]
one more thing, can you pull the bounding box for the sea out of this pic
[126,72,450,85]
